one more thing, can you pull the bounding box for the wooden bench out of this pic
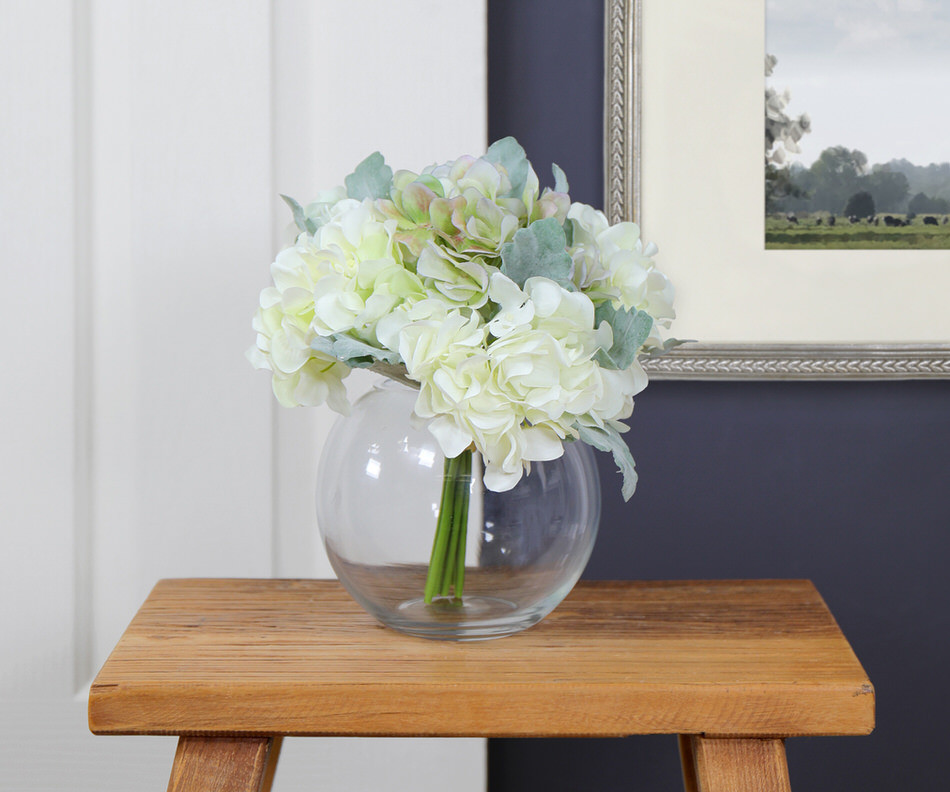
[88,579,874,791]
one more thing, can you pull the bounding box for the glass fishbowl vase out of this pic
[316,380,601,640]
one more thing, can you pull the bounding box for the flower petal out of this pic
[483,461,523,492]
[428,415,473,459]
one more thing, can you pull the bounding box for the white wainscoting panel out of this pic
[0,0,78,699]
[87,0,276,675]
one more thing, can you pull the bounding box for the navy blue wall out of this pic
[487,2,950,790]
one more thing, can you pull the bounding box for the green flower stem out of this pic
[424,449,473,604]
[424,455,458,603]
[441,452,471,597]
[454,453,471,597]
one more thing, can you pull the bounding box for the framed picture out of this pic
[605,0,950,378]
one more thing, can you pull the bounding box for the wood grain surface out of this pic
[165,737,277,792]
[88,579,874,738]
[682,736,792,792]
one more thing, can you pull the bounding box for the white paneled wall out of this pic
[271,0,489,579]
[0,1,487,789]
[0,0,78,700]
[87,0,277,676]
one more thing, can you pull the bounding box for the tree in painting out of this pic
[765,55,811,211]
[908,191,950,215]
[844,191,875,220]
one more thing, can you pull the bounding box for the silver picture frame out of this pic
[604,0,950,379]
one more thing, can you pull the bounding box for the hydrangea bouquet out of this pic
[248,138,674,604]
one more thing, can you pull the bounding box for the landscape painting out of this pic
[765,0,950,249]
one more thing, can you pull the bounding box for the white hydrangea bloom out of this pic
[416,242,494,309]
[400,272,625,491]
[486,275,608,441]
[304,201,425,341]
[576,363,648,435]
[397,302,486,384]
[567,202,675,323]
[487,272,535,337]
[421,156,527,248]
[246,241,350,413]
[426,155,510,201]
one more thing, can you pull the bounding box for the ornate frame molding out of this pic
[640,344,950,380]
[604,0,950,380]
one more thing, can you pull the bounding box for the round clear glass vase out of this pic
[316,380,601,640]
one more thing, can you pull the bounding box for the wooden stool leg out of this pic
[679,736,791,792]
[166,736,281,792]
[260,736,282,792]
[679,734,701,792]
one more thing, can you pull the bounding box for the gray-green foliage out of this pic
[593,302,653,370]
[575,423,638,501]
[644,336,690,355]
[562,217,574,247]
[345,152,394,201]
[311,334,401,368]
[281,194,317,235]
[485,137,531,201]
[499,218,574,290]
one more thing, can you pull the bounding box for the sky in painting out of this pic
[766,0,950,167]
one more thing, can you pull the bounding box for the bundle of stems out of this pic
[423,449,473,603]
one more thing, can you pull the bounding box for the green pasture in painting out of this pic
[766,214,950,250]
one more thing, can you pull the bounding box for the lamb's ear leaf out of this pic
[575,423,638,501]
[281,194,317,235]
[485,136,530,200]
[562,217,574,247]
[344,152,394,201]
[592,302,653,370]
[643,337,693,356]
[552,162,569,193]
[500,217,574,290]
[311,334,402,369]
[309,336,335,357]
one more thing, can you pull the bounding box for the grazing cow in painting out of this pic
[924,216,938,226]
[815,217,823,226]
[884,215,900,227]
[786,213,798,224]
[828,215,836,226]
